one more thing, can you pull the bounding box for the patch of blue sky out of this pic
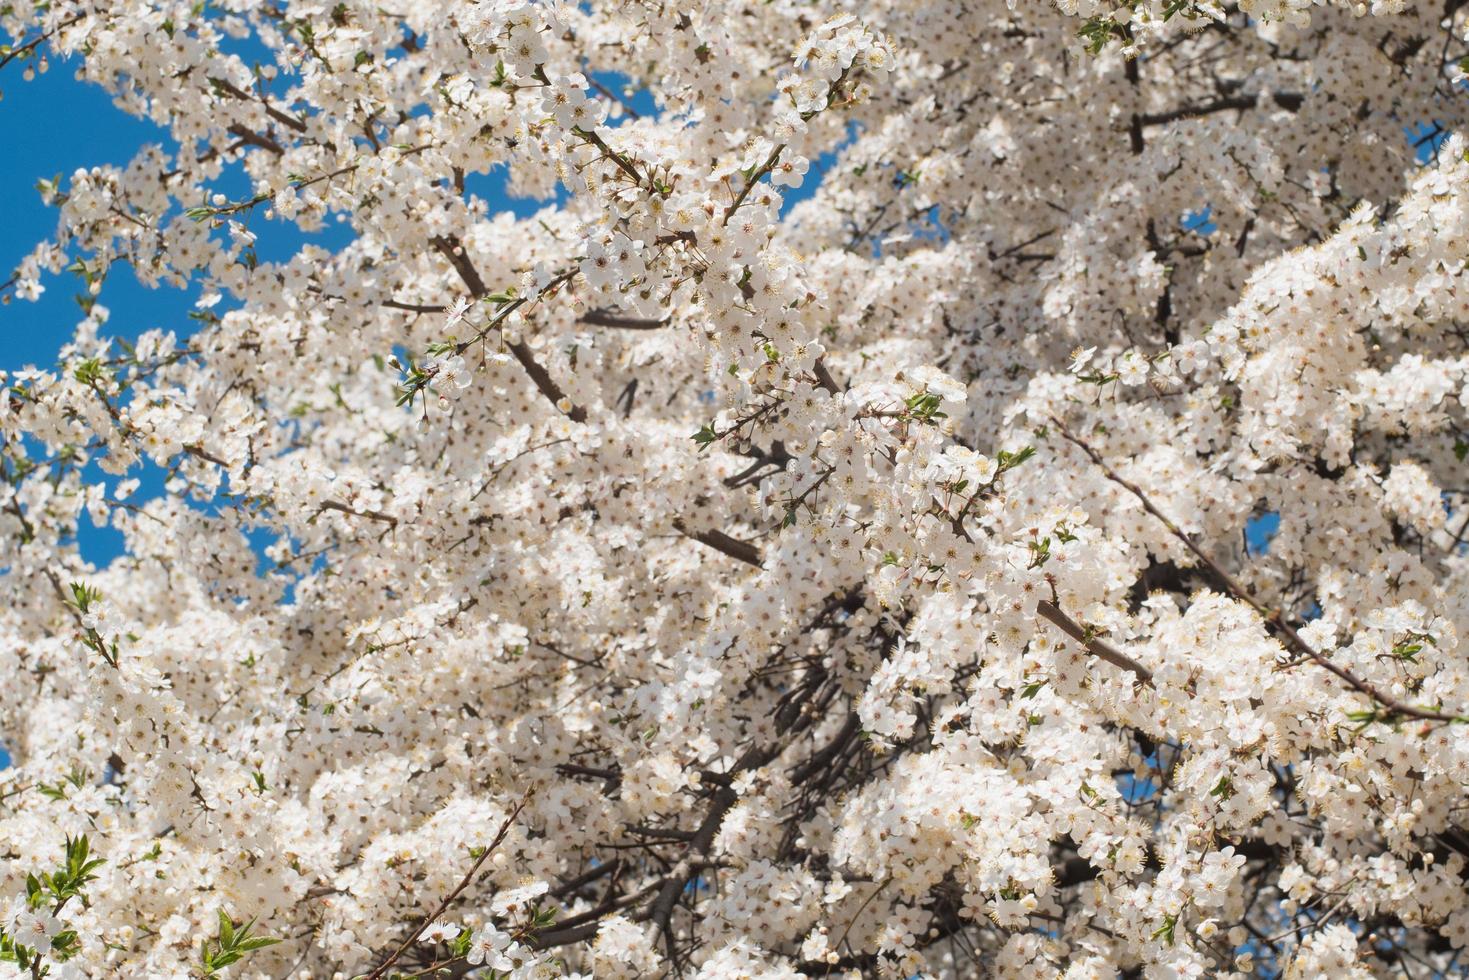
[1246,511,1279,556]
[1407,120,1451,164]
[1116,770,1160,806]
[1181,204,1216,237]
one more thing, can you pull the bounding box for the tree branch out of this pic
[1052,418,1465,724]
[1035,600,1154,684]
[316,500,399,526]
[362,800,525,980]
[208,75,308,133]
[225,123,284,156]
[430,236,586,423]
[674,520,763,568]
[1138,91,1304,127]
[578,309,668,330]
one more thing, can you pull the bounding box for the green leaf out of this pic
[68,581,101,613]
[1345,708,1380,732]
[691,424,719,450]
[1077,16,1121,55]
[997,445,1036,472]
[201,910,281,978]
[236,936,282,952]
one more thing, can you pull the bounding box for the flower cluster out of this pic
[2,0,1469,976]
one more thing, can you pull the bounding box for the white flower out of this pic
[465,926,512,966]
[905,365,967,406]
[580,240,619,290]
[1117,352,1147,386]
[491,880,550,917]
[429,354,474,392]
[445,297,473,329]
[771,155,809,188]
[6,896,60,950]
[8,6,1469,978]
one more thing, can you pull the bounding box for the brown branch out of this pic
[812,357,842,395]
[1036,600,1154,684]
[725,143,785,222]
[425,872,675,974]
[722,443,791,490]
[571,125,646,187]
[551,858,623,899]
[363,800,525,980]
[578,309,667,330]
[626,825,696,842]
[639,675,825,959]
[587,76,642,119]
[316,500,399,526]
[1052,418,1466,724]
[429,236,489,297]
[225,123,284,156]
[523,874,676,952]
[208,75,308,133]
[508,341,587,423]
[197,146,429,220]
[674,520,763,568]
[790,711,861,784]
[0,14,83,70]
[1124,58,1145,155]
[454,673,832,969]
[430,237,586,422]
[383,299,447,314]
[184,444,228,467]
[555,763,621,789]
[4,494,36,545]
[1137,91,1304,127]
[643,782,740,938]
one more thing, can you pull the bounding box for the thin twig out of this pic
[316,500,398,526]
[430,237,587,422]
[0,14,84,71]
[1052,417,1465,724]
[586,76,642,119]
[362,800,526,980]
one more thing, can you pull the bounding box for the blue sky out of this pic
[1,63,295,568]
[7,46,1304,558]
[0,59,626,566]
[3,62,1280,566]
[1,63,203,371]
[0,58,622,374]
